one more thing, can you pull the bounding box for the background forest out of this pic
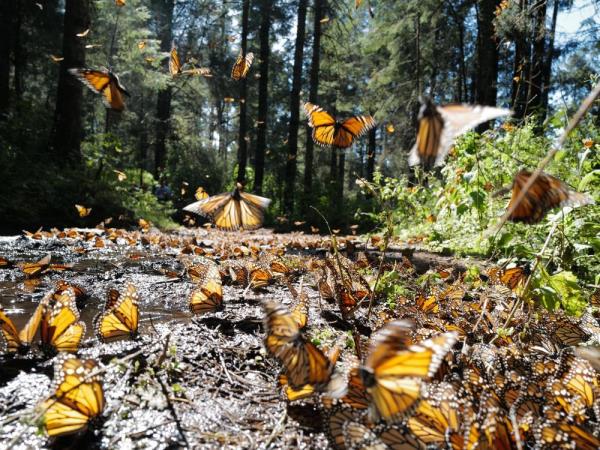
[0,0,599,283]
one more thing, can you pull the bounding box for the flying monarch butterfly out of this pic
[195,186,209,201]
[75,204,92,217]
[408,98,511,170]
[94,284,139,342]
[505,170,594,223]
[359,320,457,422]
[188,260,223,314]
[40,288,86,354]
[303,102,376,149]
[262,300,333,390]
[231,51,254,80]
[41,354,105,437]
[183,182,271,231]
[69,68,130,111]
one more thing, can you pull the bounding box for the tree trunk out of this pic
[367,128,376,182]
[283,0,308,214]
[475,0,500,129]
[527,0,547,124]
[540,0,559,115]
[511,0,530,119]
[254,0,272,194]
[330,147,337,180]
[50,0,90,163]
[0,0,12,119]
[154,0,175,178]
[237,0,250,184]
[303,0,324,206]
[13,2,24,102]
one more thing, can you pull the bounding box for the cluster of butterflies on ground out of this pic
[2,223,600,447]
[67,15,594,232]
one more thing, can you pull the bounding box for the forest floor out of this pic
[1,225,600,449]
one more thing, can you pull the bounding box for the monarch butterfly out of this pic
[41,354,104,437]
[231,51,254,80]
[75,204,92,217]
[188,260,223,314]
[40,288,86,354]
[69,68,130,111]
[303,102,376,149]
[488,265,530,291]
[415,294,440,314]
[94,284,139,342]
[20,253,52,277]
[360,321,457,422]
[289,288,309,329]
[249,265,273,289]
[262,301,333,390]
[408,98,511,170]
[0,307,21,354]
[324,404,369,450]
[407,383,461,445]
[183,182,271,231]
[552,318,590,346]
[169,45,182,76]
[195,186,209,200]
[534,421,600,450]
[342,421,387,450]
[505,170,594,223]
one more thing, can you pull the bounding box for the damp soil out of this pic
[0,227,367,450]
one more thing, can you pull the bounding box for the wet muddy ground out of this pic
[0,228,342,449]
[3,226,600,450]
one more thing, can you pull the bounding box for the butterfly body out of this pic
[409,98,511,170]
[304,102,376,149]
[69,68,130,111]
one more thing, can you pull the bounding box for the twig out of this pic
[263,410,287,449]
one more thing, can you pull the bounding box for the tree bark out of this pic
[0,0,12,119]
[336,150,345,212]
[50,0,90,163]
[303,0,324,206]
[527,0,548,124]
[254,0,271,194]
[367,128,376,182]
[540,0,559,115]
[475,0,501,129]
[283,0,308,214]
[154,0,175,177]
[237,0,250,184]
[13,1,24,101]
[511,0,530,119]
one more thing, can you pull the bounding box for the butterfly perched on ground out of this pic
[69,68,130,111]
[183,182,271,231]
[359,320,457,422]
[504,170,594,223]
[262,300,333,390]
[303,102,376,149]
[41,354,105,437]
[231,51,254,80]
[408,98,511,170]
[188,260,223,314]
[94,284,139,342]
[487,265,530,291]
[40,288,86,354]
